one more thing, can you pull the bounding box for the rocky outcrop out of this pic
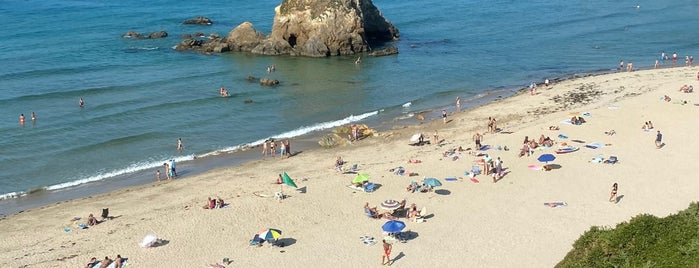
[122,31,168,39]
[183,17,213,25]
[259,78,280,86]
[369,46,398,57]
[174,0,399,57]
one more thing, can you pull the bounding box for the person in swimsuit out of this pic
[114,255,124,268]
[85,257,98,268]
[455,97,461,112]
[655,131,663,148]
[156,169,161,182]
[177,138,184,152]
[473,132,483,150]
[19,114,25,125]
[442,110,447,124]
[284,140,291,157]
[31,112,36,122]
[79,98,85,108]
[609,183,618,203]
[270,140,276,157]
[382,239,392,265]
[262,140,268,158]
[279,141,286,158]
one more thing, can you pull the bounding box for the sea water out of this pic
[0,0,697,214]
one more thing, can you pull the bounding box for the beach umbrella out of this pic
[258,228,282,241]
[282,172,297,188]
[422,178,442,187]
[382,220,406,233]
[410,133,422,142]
[352,173,370,184]
[380,200,401,210]
[537,154,556,163]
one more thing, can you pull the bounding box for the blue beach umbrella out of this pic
[537,154,556,163]
[258,228,282,241]
[382,220,406,233]
[422,178,442,187]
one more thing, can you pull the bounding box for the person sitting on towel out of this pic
[85,257,98,268]
[87,213,99,226]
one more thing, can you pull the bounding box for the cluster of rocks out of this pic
[318,124,377,147]
[121,30,169,39]
[124,0,400,57]
[550,83,604,109]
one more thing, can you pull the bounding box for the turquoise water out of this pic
[0,0,697,210]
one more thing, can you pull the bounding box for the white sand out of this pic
[1,67,698,268]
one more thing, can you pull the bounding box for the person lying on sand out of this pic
[549,125,560,130]
[99,256,113,268]
[85,257,98,268]
[114,255,124,268]
[215,198,224,209]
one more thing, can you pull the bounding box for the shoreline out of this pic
[2,66,698,267]
[0,63,683,217]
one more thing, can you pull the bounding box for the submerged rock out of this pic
[183,16,213,25]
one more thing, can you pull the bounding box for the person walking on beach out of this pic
[442,110,447,124]
[381,239,392,266]
[177,138,184,152]
[618,60,624,71]
[171,159,177,177]
[655,130,663,149]
[262,140,269,159]
[609,183,618,203]
[156,170,161,182]
[163,163,171,181]
[456,97,461,112]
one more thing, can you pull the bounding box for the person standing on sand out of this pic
[270,140,276,157]
[177,138,184,152]
[609,183,618,203]
[655,59,659,69]
[156,170,161,182]
[171,159,177,177]
[618,60,624,71]
[473,132,483,150]
[382,239,392,266]
[655,130,663,148]
[442,110,447,124]
[163,163,171,181]
[529,82,537,95]
[284,140,291,157]
[262,140,269,159]
[626,61,633,72]
[456,97,461,112]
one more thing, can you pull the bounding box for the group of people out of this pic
[619,60,634,72]
[570,116,586,125]
[487,117,498,133]
[642,121,654,131]
[18,112,37,125]
[157,159,177,181]
[202,197,225,209]
[262,139,292,159]
[85,255,125,268]
[349,124,361,141]
[679,84,694,93]
[519,135,553,157]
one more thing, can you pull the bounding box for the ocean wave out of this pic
[199,110,380,157]
[0,191,27,201]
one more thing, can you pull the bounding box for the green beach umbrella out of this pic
[352,173,370,184]
[282,172,297,188]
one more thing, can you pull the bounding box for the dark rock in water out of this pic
[260,78,280,86]
[181,33,192,39]
[246,75,257,82]
[369,46,398,57]
[244,99,254,104]
[183,16,213,25]
[122,31,168,39]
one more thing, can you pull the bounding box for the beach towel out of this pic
[346,184,366,192]
[444,177,457,182]
[585,142,605,149]
[360,236,376,246]
[557,134,568,139]
[555,147,579,154]
[560,119,572,125]
[528,164,540,171]
[544,202,568,208]
[91,260,128,268]
[470,178,479,183]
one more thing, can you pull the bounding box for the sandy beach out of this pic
[2,67,698,268]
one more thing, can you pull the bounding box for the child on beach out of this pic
[442,110,447,124]
[156,170,161,182]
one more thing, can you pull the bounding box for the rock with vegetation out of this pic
[556,202,699,267]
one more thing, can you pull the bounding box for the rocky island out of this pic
[175,0,399,57]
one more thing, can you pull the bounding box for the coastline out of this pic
[3,65,699,267]
[0,65,627,217]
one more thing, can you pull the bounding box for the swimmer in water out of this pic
[355,57,361,64]
[79,98,85,107]
[31,112,36,121]
[19,114,25,125]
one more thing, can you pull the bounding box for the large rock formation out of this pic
[176,0,399,57]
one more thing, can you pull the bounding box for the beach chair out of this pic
[604,156,618,164]
[249,234,263,247]
[364,207,379,219]
[342,164,359,174]
[101,208,110,221]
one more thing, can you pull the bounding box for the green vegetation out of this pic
[557,202,699,268]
